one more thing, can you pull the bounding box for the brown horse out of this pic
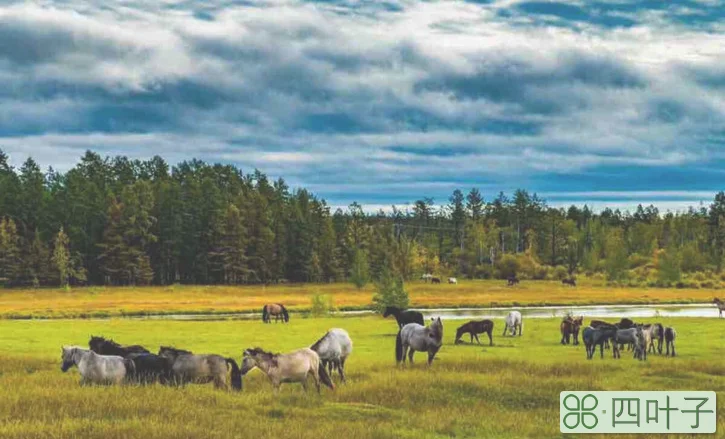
[262,303,290,323]
[455,320,494,346]
[560,316,583,345]
[714,298,724,318]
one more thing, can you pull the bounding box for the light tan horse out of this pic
[241,347,334,393]
[714,298,725,318]
[262,303,290,323]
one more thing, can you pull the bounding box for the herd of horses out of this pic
[60,296,722,393]
[420,273,457,284]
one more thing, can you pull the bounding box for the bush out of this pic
[700,280,715,289]
[628,253,650,269]
[474,264,494,279]
[310,292,335,317]
[553,266,569,280]
[372,270,409,312]
[496,254,520,279]
[350,249,370,289]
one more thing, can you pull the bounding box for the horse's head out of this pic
[88,335,105,352]
[242,347,276,373]
[158,346,190,361]
[60,346,81,372]
[429,317,443,344]
[382,307,395,318]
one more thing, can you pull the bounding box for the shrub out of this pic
[310,292,335,317]
[350,249,370,289]
[372,269,409,312]
[496,254,520,279]
[553,266,569,280]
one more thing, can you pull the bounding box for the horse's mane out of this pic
[160,346,193,355]
[310,331,329,352]
[246,347,279,366]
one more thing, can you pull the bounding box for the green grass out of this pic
[0,316,723,438]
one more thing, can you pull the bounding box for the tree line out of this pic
[1,149,724,288]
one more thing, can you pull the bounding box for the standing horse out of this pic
[310,328,353,383]
[241,347,334,393]
[383,306,424,329]
[89,336,150,357]
[448,277,458,284]
[431,277,441,284]
[503,311,523,336]
[562,278,576,287]
[614,328,646,360]
[664,327,677,356]
[560,316,583,345]
[714,298,725,318]
[126,353,172,384]
[61,346,135,385]
[262,303,290,323]
[455,320,494,345]
[507,276,520,286]
[583,325,619,359]
[158,346,242,391]
[396,317,443,366]
[646,323,664,355]
[421,273,433,283]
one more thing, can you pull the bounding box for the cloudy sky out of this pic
[1,0,724,212]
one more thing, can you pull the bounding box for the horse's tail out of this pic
[395,330,403,363]
[123,358,136,380]
[279,304,289,322]
[225,358,242,391]
[318,362,335,390]
[262,305,268,323]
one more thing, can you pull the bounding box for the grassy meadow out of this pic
[0,316,723,438]
[0,279,721,319]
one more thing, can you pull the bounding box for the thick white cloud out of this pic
[1,0,724,209]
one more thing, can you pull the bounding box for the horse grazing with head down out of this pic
[383,306,424,329]
[262,303,289,323]
[158,346,242,391]
[503,311,523,336]
[88,335,150,357]
[396,317,443,366]
[455,320,494,346]
[560,315,583,345]
[507,276,520,286]
[241,347,335,393]
[61,346,135,385]
[310,328,353,383]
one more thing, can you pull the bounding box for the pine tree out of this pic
[350,248,370,289]
[466,188,484,220]
[52,227,71,287]
[0,217,20,284]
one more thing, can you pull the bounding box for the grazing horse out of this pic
[126,353,172,384]
[262,303,290,324]
[88,335,150,357]
[241,347,334,393]
[714,298,725,318]
[448,277,458,284]
[614,328,646,360]
[383,306,424,329]
[431,277,442,284]
[396,317,443,366]
[646,323,664,355]
[158,346,242,391]
[664,327,677,356]
[420,273,433,283]
[455,320,494,346]
[583,325,619,359]
[562,278,576,287]
[503,311,523,336]
[560,315,583,345]
[61,346,134,385]
[507,276,520,286]
[310,328,353,383]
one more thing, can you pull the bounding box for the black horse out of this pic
[89,335,150,357]
[126,353,173,384]
[383,306,424,329]
[583,325,619,359]
[562,278,576,287]
[507,276,520,286]
[455,320,494,345]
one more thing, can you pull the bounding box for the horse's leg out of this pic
[502,324,508,336]
[338,358,346,383]
[487,330,493,346]
[519,321,523,336]
[474,333,481,345]
[671,340,676,357]
[427,348,439,366]
[408,348,415,364]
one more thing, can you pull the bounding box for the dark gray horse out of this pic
[396,317,443,366]
[158,346,242,391]
[614,328,646,360]
[664,327,677,356]
[583,325,619,359]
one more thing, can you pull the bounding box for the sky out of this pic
[1,0,724,213]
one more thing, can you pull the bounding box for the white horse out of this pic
[503,311,523,336]
[396,317,443,366]
[420,273,433,283]
[310,328,352,383]
[241,347,334,393]
[448,277,457,284]
[61,346,134,385]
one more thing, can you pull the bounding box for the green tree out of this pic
[350,248,370,289]
[604,230,628,282]
[371,268,409,312]
[52,227,71,287]
[0,217,20,283]
[657,244,682,284]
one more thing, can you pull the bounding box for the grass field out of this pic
[0,280,721,319]
[0,316,723,438]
